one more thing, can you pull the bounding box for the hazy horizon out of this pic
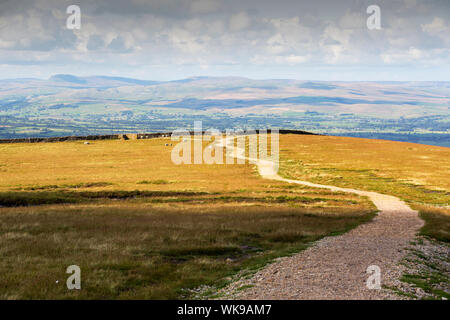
[3,73,450,83]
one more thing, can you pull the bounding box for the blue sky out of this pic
[0,0,449,81]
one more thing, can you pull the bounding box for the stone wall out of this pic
[0,130,316,144]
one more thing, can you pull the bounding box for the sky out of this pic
[0,0,449,81]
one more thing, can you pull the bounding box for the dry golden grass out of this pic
[0,138,260,193]
[0,135,379,299]
[278,134,449,244]
[279,134,450,207]
[0,134,447,299]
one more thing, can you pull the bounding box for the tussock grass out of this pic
[137,180,171,185]
[15,182,113,191]
[0,190,208,207]
[414,205,450,242]
[0,202,375,299]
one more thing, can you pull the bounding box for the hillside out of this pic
[0,76,449,146]
[0,134,447,299]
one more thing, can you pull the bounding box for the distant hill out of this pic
[49,74,160,87]
[50,74,88,84]
[0,75,448,147]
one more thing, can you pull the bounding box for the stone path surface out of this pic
[217,137,424,299]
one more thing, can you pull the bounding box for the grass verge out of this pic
[412,205,450,243]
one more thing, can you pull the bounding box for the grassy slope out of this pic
[0,137,376,299]
[0,135,447,298]
[278,134,450,242]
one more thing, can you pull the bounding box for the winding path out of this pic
[218,136,423,299]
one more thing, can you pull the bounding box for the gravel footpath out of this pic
[216,137,424,300]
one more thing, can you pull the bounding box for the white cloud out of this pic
[208,20,225,34]
[229,12,250,32]
[322,24,352,47]
[339,11,365,30]
[422,17,447,34]
[185,19,203,31]
[0,39,15,49]
[250,53,309,65]
[277,54,309,64]
[266,34,287,54]
[381,47,425,64]
[165,27,209,54]
[262,17,313,57]
[272,17,311,40]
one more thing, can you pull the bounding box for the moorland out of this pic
[0,134,447,299]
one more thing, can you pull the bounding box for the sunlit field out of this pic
[279,134,450,240]
[0,137,265,193]
[279,135,449,200]
[0,134,447,299]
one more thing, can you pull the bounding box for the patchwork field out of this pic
[0,134,448,299]
[1,77,449,147]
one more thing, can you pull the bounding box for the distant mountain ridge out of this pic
[0,75,449,147]
[1,74,449,88]
[49,74,161,86]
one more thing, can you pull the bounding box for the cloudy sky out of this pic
[0,0,449,81]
